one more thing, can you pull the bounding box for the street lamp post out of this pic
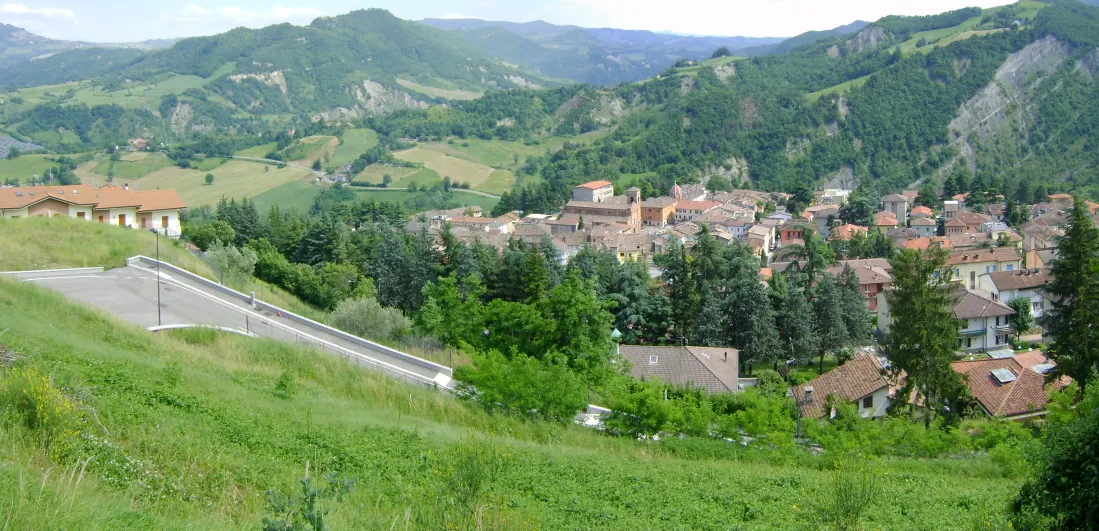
[482,329,490,353]
[150,228,162,327]
[795,385,813,439]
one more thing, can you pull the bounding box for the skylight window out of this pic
[991,368,1016,384]
[648,355,658,365]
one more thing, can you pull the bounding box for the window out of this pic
[970,271,976,289]
[966,337,973,349]
[954,268,960,279]
[98,215,104,223]
[995,316,1001,326]
[648,355,658,365]
[862,396,874,409]
[864,285,871,293]
[996,334,1007,345]
[1006,264,1013,271]
[118,214,126,226]
[161,216,169,229]
[76,212,85,219]
[1032,301,1042,311]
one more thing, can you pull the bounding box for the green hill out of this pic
[0,220,1026,528]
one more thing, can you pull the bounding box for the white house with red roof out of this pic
[0,184,187,237]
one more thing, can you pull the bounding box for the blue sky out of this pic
[1,0,1015,43]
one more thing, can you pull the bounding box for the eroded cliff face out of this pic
[947,36,1099,171]
[312,80,429,122]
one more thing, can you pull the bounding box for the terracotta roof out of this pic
[676,200,721,211]
[826,264,892,285]
[983,269,1049,291]
[790,353,892,419]
[902,236,952,251]
[910,205,934,217]
[619,345,739,394]
[952,356,1067,418]
[0,185,185,212]
[574,180,613,190]
[511,224,552,237]
[881,194,908,203]
[910,217,936,226]
[0,185,99,209]
[830,224,868,240]
[945,218,967,227]
[641,196,677,208]
[946,247,1020,266]
[873,211,898,226]
[953,289,1014,319]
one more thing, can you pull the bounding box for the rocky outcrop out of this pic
[352,80,428,114]
[507,75,540,89]
[846,26,891,54]
[228,71,288,96]
[169,102,193,135]
[680,76,695,95]
[696,157,751,183]
[713,63,736,82]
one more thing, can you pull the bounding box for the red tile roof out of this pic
[790,353,893,419]
[902,236,952,251]
[830,224,868,240]
[574,180,613,190]
[0,185,185,212]
[952,356,1068,418]
[946,247,1020,266]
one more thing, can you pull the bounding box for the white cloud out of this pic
[165,4,322,26]
[0,3,75,19]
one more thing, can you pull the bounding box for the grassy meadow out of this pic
[0,274,1024,529]
[395,78,483,101]
[329,128,379,167]
[134,160,311,209]
[0,154,63,182]
[250,179,324,214]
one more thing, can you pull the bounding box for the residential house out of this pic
[1025,249,1056,269]
[881,194,909,225]
[572,180,614,203]
[612,233,659,264]
[953,352,1068,420]
[0,184,186,237]
[910,216,937,237]
[618,345,740,394]
[816,188,852,206]
[978,269,1051,318]
[747,224,775,251]
[910,205,934,218]
[546,214,580,234]
[448,216,511,234]
[127,138,149,151]
[640,196,677,227]
[790,352,897,419]
[725,218,754,239]
[956,212,991,233]
[944,218,967,236]
[670,183,708,202]
[802,204,839,239]
[825,262,892,311]
[779,221,815,245]
[901,236,952,251]
[947,247,1023,289]
[673,200,722,222]
[510,223,552,245]
[953,289,1015,353]
[872,211,898,231]
[830,223,868,241]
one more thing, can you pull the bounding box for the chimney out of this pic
[803,386,814,402]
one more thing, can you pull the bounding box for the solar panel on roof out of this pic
[991,368,1017,384]
[989,349,1015,359]
[1031,363,1055,374]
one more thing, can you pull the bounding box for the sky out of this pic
[0,0,1017,43]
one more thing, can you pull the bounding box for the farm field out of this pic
[347,188,499,211]
[135,160,311,208]
[353,164,419,185]
[250,179,323,214]
[395,78,483,100]
[807,74,872,101]
[394,147,496,188]
[235,142,277,158]
[282,135,337,164]
[0,154,62,182]
[89,151,176,181]
[329,128,379,167]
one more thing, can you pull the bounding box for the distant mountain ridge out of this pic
[0,23,176,69]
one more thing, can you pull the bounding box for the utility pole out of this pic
[151,228,162,327]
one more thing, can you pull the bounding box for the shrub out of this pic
[813,461,879,531]
[455,350,587,423]
[274,371,297,400]
[330,297,410,343]
[0,366,81,448]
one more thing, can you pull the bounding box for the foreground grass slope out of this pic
[0,217,320,318]
[0,277,1022,529]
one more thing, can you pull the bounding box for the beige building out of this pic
[0,184,186,237]
[571,180,614,203]
[947,247,1023,289]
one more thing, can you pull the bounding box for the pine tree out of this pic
[778,287,818,365]
[883,246,965,421]
[654,239,700,343]
[692,293,727,347]
[838,265,873,343]
[727,278,780,375]
[1046,197,1099,393]
[813,274,849,374]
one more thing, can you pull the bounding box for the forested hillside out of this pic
[7,1,1099,208]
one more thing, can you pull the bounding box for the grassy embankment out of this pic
[0,272,1023,529]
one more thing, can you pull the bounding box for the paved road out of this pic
[11,265,451,388]
[351,186,502,199]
